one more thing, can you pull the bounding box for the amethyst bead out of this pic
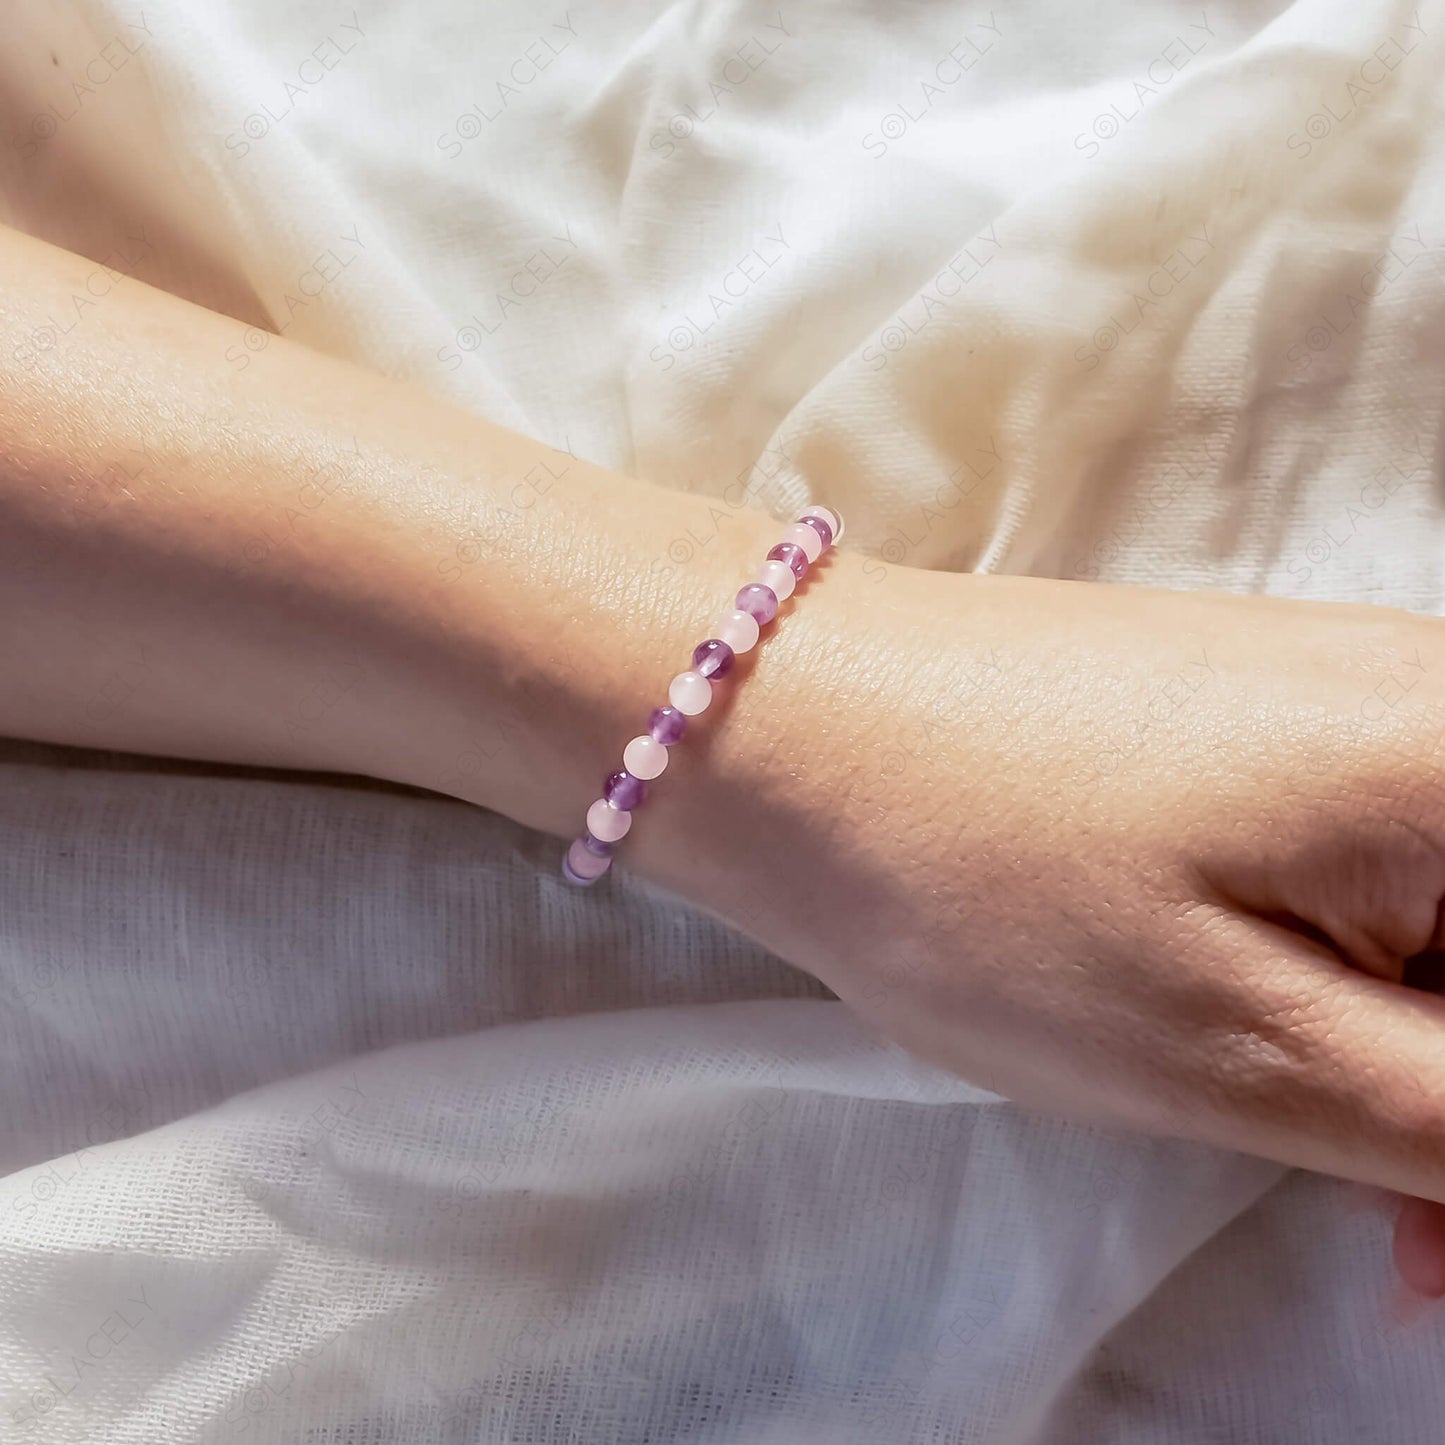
[798,513,833,549]
[735,582,778,626]
[605,769,647,811]
[767,541,809,580]
[565,836,611,883]
[581,833,613,857]
[692,638,735,679]
[648,705,687,746]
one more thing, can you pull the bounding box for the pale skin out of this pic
[6,223,1445,1303]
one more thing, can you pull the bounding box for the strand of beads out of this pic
[561,503,844,885]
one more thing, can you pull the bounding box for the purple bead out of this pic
[735,582,778,626]
[648,706,687,746]
[563,850,608,885]
[768,541,808,580]
[605,770,647,811]
[692,638,735,679]
[798,514,833,549]
[565,836,612,883]
[582,833,613,857]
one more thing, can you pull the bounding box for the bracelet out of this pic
[561,503,845,885]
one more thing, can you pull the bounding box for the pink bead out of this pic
[567,837,612,880]
[783,522,823,564]
[624,734,668,780]
[756,558,795,601]
[586,797,632,841]
[801,504,843,544]
[669,670,712,715]
[712,608,761,655]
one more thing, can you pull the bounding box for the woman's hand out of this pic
[626,558,1445,1296]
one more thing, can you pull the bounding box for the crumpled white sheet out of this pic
[1,0,1443,1439]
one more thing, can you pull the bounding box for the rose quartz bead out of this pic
[801,504,843,544]
[566,837,612,881]
[586,797,632,841]
[624,734,668,780]
[798,514,832,550]
[756,558,795,602]
[783,521,823,564]
[712,608,761,655]
[669,670,712,715]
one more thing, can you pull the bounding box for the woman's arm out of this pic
[0,221,779,834]
[10,220,1445,1294]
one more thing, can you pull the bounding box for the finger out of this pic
[1172,914,1445,1209]
[1394,1195,1445,1299]
[1194,806,1445,988]
[1336,1185,1442,1302]
[1348,1186,1445,1302]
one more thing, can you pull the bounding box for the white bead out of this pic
[669,670,712,715]
[623,734,668,780]
[756,558,795,601]
[587,797,631,841]
[783,522,822,563]
[713,608,760,655]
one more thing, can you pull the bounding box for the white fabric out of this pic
[1,0,1443,1438]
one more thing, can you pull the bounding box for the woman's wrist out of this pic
[0,222,786,838]
[0,219,934,934]
[612,545,930,934]
[386,462,785,838]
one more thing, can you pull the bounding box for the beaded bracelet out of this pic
[561,503,845,885]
